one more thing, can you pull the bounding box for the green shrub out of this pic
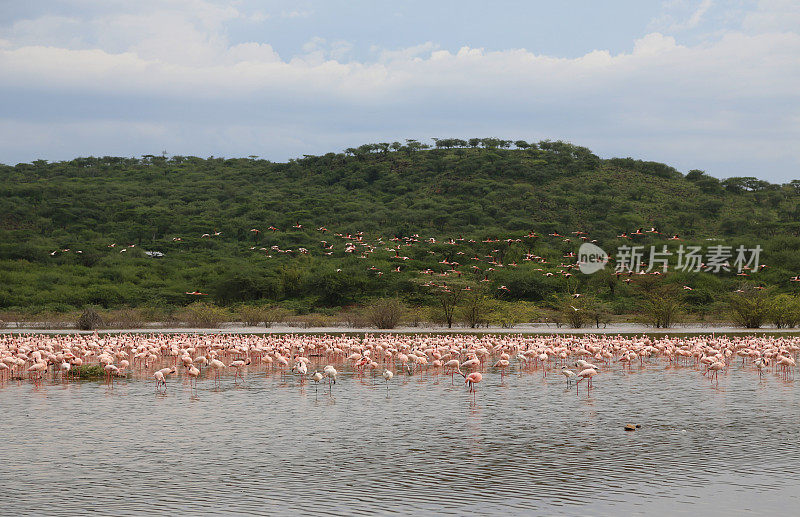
[403,306,429,327]
[552,295,589,328]
[264,306,292,327]
[102,308,145,328]
[459,292,493,328]
[638,292,683,328]
[770,294,800,328]
[366,298,405,329]
[176,302,231,328]
[237,305,267,326]
[341,306,370,328]
[77,307,103,330]
[72,364,107,379]
[284,313,335,328]
[729,286,773,328]
[486,300,539,328]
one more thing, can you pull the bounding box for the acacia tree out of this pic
[639,289,684,328]
[404,139,428,154]
[729,285,774,328]
[366,298,405,328]
[553,293,605,328]
[590,269,618,297]
[769,294,800,328]
[430,282,469,328]
[459,288,493,328]
[631,281,685,328]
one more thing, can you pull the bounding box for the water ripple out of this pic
[1,362,799,516]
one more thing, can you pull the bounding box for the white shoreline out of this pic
[2,323,799,335]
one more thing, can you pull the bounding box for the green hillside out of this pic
[1,138,799,324]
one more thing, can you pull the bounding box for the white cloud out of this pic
[742,0,800,32]
[248,11,271,22]
[677,0,714,31]
[301,36,326,53]
[650,0,714,33]
[0,26,795,103]
[244,7,313,22]
[280,9,313,19]
[374,42,438,62]
[0,0,797,180]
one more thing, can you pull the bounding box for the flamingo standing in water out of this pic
[444,359,460,384]
[59,361,71,381]
[382,368,393,394]
[7,332,800,408]
[275,353,290,378]
[230,358,251,384]
[208,358,225,386]
[754,357,768,379]
[575,368,598,394]
[154,370,166,391]
[461,356,480,372]
[458,369,482,401]
[561,366,576,386]
[323,365,337,395]
[494,358,510,380]
[291,360,308,378]
[311,370,324,396]
[104,364,119,386]
[538,352,549,377]
[776,355,795,380]
[154,366,176,391]
[187,365,200,389]
[706,361,725,384]
[515,353,529,373]
[27,362,47,386]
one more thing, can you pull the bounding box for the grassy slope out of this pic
[1,143,799,313]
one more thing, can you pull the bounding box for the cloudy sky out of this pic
[0,0,798,181]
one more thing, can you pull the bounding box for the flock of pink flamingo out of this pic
[48,222,790,295]
[1,333,798,399]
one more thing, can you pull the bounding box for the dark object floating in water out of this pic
[624,424,640,431]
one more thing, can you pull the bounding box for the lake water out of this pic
[1,360,798,516]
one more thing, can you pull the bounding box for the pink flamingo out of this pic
[458,369,483,401]
[494,359,510,380]
[575,367,598,394]
[706,361,725,384]
[444,359,460,384]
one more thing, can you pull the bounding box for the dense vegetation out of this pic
[2,137,800,327]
